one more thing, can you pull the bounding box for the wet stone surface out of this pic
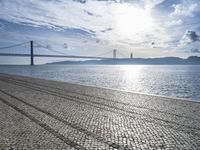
[0,74,200,150]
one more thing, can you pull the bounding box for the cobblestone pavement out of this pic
[0,74,199,150]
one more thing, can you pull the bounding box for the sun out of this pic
[112,4,154,38]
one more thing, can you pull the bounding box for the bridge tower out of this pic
[130,52,133,59]
[113,49,117,59]
[30,40,34,66]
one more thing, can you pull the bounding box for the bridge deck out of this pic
[0,74,199,150]
[0,53,110,59]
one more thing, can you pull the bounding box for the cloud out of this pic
[144,0,166,9]
[190,48,200,53]
[180,30,200,45]
[1,0,199,58]
[0,22,5,31]
[171,2,200,17]
[176,30,200,54]
[0,0,113,32]
[73,0,87,4]
[2,1,162,45]
[165,19,183,27]
[95,39,100,43]
[84,10,94,16]
[101,28,113,32]
[184,48,200,53]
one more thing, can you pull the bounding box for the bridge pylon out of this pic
[113,49,117,59]
[130,52,133,59]
[30,40,34,66]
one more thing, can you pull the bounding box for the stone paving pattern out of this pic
[0,73,199,150]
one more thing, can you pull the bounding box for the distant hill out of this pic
[47,56,200,65]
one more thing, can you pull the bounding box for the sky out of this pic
[0,0,200,64]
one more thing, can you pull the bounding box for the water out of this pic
[0,65,200,102]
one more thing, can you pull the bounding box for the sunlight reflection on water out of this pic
[0,65,200,101]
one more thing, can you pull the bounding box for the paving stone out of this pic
[0,74,199,149]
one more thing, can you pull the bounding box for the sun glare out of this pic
[112,4,154,38]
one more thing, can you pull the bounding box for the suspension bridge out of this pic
[0,41,129,65]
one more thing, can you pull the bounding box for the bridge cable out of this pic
[34,41,67,55]
[117,51,128,58]
[0,41,30,50]
[94,50,113,57]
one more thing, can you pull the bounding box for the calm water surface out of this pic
[0,65,200,102]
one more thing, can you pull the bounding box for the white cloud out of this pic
[0,0,112,32]
[165,19,183,27]
[144,0,166,9]
[170,2,200,17]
